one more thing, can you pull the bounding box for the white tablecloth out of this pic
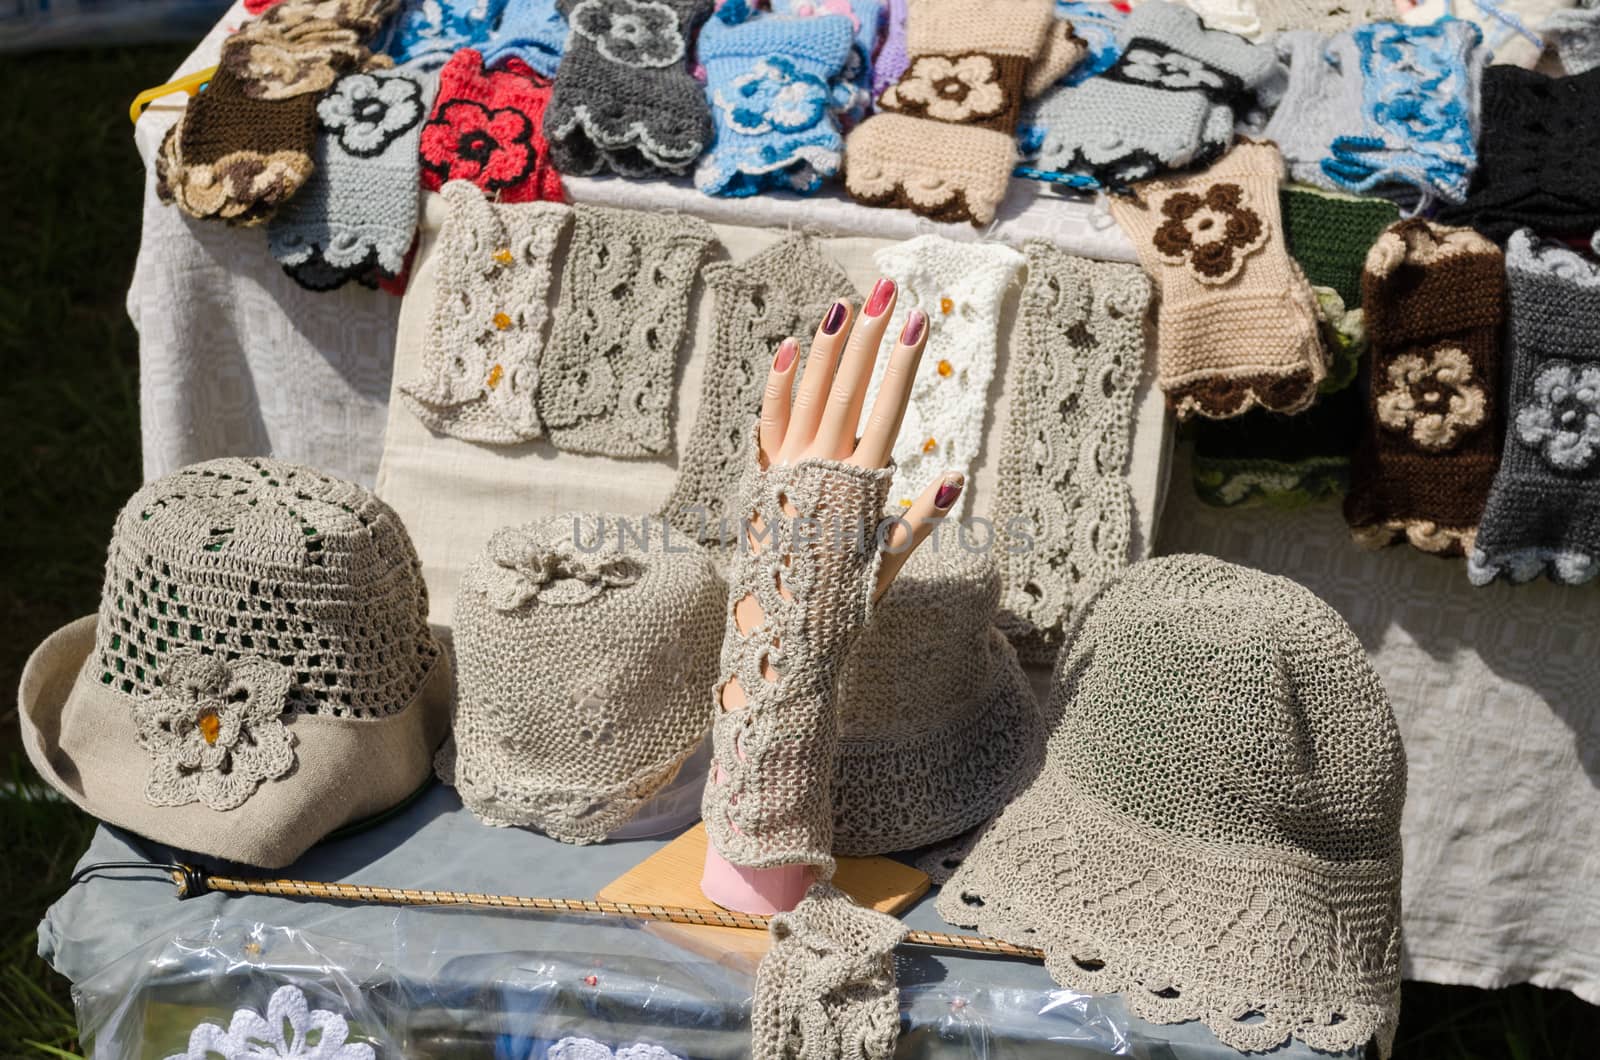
[124,4,1600,1008]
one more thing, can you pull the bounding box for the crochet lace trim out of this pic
[1349,518,1475,556]
[1468,545,1600,587]
[161,984,374,1060]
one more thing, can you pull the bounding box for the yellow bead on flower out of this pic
[899,498,914,509]
[487,363,504,389]
[939,297,953,315]
[493,248,514,265]
[937,359,952,377]
[197,707,221,745]
[492,311,512,330]
[922,436,938,454]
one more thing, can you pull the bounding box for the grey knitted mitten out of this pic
[538,205,716,457]
[753,882,908,1060]
[1260,31,1363,189]
[702,429,893,872]
[1027,0,1274,195]
[1469,231,1600,586]
[544,0,714,176]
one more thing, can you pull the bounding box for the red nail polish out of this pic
[899,309,927,345]
[865,278,896,317]
[934,478,962,510]
[773,337,797,372]
[821,300,848,335]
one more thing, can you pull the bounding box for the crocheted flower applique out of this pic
[317,72,424,157]
[162,984,374,1060]
[881,54,1007,124]
[547,1036,684,1060]
[567,0,687,68]
[421,100,538,190]
[1151,183,1266,284]
[133,652,296,812]
[1376,346,1488,452]
[481,525,644,610]
[1516,362,1600,472]
[1120,47,1227,91]
[714,56,831,136]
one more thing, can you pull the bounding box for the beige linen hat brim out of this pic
[18,616,452,869]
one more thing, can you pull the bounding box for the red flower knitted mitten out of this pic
[420,50,566,204]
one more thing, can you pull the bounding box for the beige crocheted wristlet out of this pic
[1111,140,1326,420]
[845,0,1080,225]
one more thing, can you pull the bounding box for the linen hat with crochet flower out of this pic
[438,513,724,843]
[17,458,451,868]
[939,554,1406,1058]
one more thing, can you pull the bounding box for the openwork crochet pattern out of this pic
[440,513,724,841]
[992,244,1148,665]
[538,205,716,456]
[399,181,572,443]
[1469,231,1600,586]
[859,235,1024,514]
[161,984,375,1060]
[939,554,1406,1059]
[661,236,855,543]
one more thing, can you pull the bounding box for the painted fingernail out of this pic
[934,476,963,510]
[899,308,927,345]
[773,337,798,372]
[821,300,848,335]
[865,277,896,317]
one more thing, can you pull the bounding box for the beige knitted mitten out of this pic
[1111,140,1325,420]
[701,427,892,872]
[844,0,1078,226]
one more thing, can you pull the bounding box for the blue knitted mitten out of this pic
[482,0,569,76]
[385,0,509,70]
[771,0,885,126]
[697,11,854,196]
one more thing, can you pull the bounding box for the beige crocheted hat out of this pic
[831,544,1042,861]
[937,554,1406,1058]
[438,513,724,842]
[17,458,451,869]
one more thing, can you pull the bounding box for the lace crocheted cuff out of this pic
[753,882,907,1060]
[702,438,892,870]
[545,0,715,177]
[695,12,854,198]
[661,236,854,544]
[419,49,566,205]
[399,182,571,444]
[539,206,716,457]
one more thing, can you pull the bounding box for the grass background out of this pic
[1,40,1598,1060]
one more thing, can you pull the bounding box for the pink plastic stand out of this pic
[700,844,815,915]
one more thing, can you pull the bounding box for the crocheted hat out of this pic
[939,554,1406,1058]
[17,458,450,869]
[438,513,724,842]
[830,543,1041,858]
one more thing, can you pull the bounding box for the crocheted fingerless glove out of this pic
[420,50,566,203]
[859,235,1025,513]
[267,68,435,290]
[1345,220,1505,556]
[662,236,855,542]
[383,0,507,69]
[702,436,894,871]
[993,244,1149,666]
[483,0,570,77]
[1022,1,1273,196]
[753,882,907,1060]
[872,0,909,97]
[399,181,572,442]
[1111,141,1326,421]
[1469,231,1600,586]
[156,0,397,224]
[539,206,715,457]
[772,0,884,126]
[696,11,854,197]
[843,0,1071,225]
[1436,66,1600,243]
[544,0,714,177]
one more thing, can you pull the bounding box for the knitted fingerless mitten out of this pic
[1436,66,1600,243]
[753,882,907,1060]
[483,0,571,77]
[1022,1,1274,196]
[420,50,566,203]
[383,0,507,69]
[544,0,714,177]
[399,182,572,442]
[858,236,1025,514]
[702,434,893,871]
[538,206,715,457]
[872,0,910,98]
[772,0,885,126]
[993,244,1149,666]
[661,236,854,543]
[1111,141,1325,420]
[696,12,854,197]
[156,0,397,224]
[1345,220,1505,556]
[267,68,435,290]
[1469,231,1600,585]
[1544,8,1600,74]
[843,0,1066,225]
